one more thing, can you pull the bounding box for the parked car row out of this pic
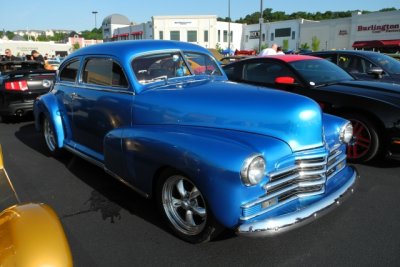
[223,55,400,163]
[3,40,399,243]
[305,50,400,85]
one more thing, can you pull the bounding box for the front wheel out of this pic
[156,170,223,243]
[343,113,380,163]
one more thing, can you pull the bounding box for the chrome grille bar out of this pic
[241,145,346,221]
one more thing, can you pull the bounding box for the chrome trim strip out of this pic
[64,145,103,168]
[236,166,358,237]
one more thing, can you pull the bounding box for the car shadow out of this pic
[14,122,235,242]
[366,157,400,168]
[0,113,34,124]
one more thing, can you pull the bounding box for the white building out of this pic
[298,10,400,52]
[0,39,71,57]
[103,10,400,53]
[242,19,306,52]
[103,14,243,51]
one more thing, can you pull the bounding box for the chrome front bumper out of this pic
[236,166,358,237]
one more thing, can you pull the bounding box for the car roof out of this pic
[69,40,211,59]
[254,55,322,63]
[308,50,383,56]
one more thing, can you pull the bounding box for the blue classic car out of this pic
[34,40,358,243]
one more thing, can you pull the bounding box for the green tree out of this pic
[81,28,102,40]
[311,36,320,51]
[6,31,14,40]
[37,35,48,41]
[282,39,289,51]
[300,43,310,50]
[72,43,80,51]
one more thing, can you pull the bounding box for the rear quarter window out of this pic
[82,58,128,88]
[59,60,80,82]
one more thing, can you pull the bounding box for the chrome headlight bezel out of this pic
[340,121,353,144]
[240,155,266,186]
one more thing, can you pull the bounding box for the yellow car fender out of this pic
[0,145,73,267]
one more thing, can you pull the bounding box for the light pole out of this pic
[258,0,263,53]
[92,11,98,29]
[228,0,231,54]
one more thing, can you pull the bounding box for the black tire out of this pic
[156,169,223,243]
[342,113,380,163]
[42,115,63,157]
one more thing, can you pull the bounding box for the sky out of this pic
[1,0,399,32]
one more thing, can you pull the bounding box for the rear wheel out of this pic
[343,113,380,163]
[42,115,63,156]
[156,169,223,243]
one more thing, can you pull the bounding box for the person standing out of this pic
[2,49,19,61]
[276,46,285,55]
[30,50,45,65]
[258,44,278,56]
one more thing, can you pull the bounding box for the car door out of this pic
[71,56,132,159]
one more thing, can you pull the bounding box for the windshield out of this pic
[369,53,400,74]
[289,59,354,86]
[132,51,222,85]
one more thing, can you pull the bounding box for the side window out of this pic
[243,62,294,84]
[82,58,128,88]
[338,55,373,74]
[59,60,80,82]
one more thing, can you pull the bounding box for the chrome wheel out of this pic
[347,119,371,160]
[43,117,56,152]
[161,175,207,236]
[343,113,380,163]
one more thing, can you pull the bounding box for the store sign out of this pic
[174,21,192,25]
[357,24,400,33]
[338,30,348,35]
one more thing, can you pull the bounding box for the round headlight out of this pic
[340,122,353,144]
[240,155,266,186]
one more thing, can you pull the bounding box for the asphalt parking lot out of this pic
[1,118,400,267]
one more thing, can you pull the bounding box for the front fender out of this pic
[33,93,66,149]
[105,125,293,228]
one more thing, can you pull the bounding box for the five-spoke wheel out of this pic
[157,170,222,243]
[344,113,380,163]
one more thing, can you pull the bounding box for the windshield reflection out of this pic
[289,59,353,86]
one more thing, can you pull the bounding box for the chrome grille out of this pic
[241,145,347,220]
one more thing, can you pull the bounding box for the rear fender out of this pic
[34,93,66,149]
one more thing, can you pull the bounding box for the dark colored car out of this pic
[0,61,55,120]
[34,40,358,243]
[306,50,400,84]
[223,55,400,163]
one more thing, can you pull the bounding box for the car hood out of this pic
[323,80,400,105]
[134,80,324,152]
